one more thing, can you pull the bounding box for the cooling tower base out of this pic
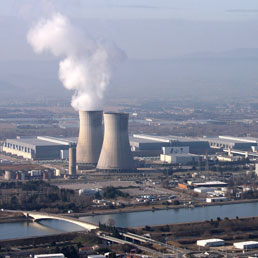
[77,163,97,170]
[96,168,137,173]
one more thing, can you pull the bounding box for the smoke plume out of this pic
[27,13,125,110]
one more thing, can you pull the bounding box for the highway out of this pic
[99,231,188,257]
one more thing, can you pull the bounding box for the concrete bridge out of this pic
[22,211,98,231]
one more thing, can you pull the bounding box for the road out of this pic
[99,230,188,257]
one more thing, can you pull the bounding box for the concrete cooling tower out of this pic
[76,110,103,166]
[97,112,135,172]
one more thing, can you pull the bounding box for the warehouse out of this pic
[160,153,200,164]
[206,197,228,203]
[130,136,170,156]
[207,136,257,150]
[133,134,210,154]
[197,239,225,247]
[34,254,65,258]
[234,241,258,250]
[194,187,215,194]
[2,136,76,160]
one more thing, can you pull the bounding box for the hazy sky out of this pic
[0,0,258,102]
[1,0,258,59]
[2,0,258,21]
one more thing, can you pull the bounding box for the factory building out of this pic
[234,241,258,250]
[206,197,228,203]
[132,134,210,154]
[160,146,200,164]
[194,187,215,194]
[160,153,200,164]
[207,136,257,150]
[2,136,76,160]
[34,254,65,258]
[131,134,258,156]
[197,239,225,247]
[130,137,170,156]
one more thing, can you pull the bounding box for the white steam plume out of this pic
[27,13,125,110]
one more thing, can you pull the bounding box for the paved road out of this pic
[100,230,188,257]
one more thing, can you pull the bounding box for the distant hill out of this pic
[182,48,258,59]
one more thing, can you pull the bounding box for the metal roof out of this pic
[133,134,206,143]
[6,136,77,147]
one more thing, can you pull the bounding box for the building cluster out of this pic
[130,134,258,164]
[135,194,176,203]
[178,180,229,203]
[1,111,135,174]
[197,238,258,251]
[3,112,258,178]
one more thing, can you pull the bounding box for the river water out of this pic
[80,201,258,227]
[0,220,85,240]
[1,201,258,240]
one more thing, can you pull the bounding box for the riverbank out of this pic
[70,198,258,218]
[0,211,27,223]
[132,215,258,255]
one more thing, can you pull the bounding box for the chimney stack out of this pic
[69,144,76,175]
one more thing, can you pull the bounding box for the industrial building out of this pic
[194,187,215,194]
[206,197,228,203]
[160,146,200,164]
[2,136,76,160]
[160,153,200,164]
[131,134,210,155]
[130,137,170,156]
[234,241,258,250]
[197,239,225,247]
[34,254,65,258]
[131,134,258,156]
[207,136,257,150]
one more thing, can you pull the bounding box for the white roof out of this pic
[34,254,64,258]
[194,181,227,186]
[234,241,258,245]
[87,255,106,258]
[198,239,224,243]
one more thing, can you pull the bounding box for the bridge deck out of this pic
[23,211,98,231]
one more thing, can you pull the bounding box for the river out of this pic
[80,201,258,227]
[1,201,258,240]
[0,220,85,240]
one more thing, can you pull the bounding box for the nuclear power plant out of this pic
[97,112,135,172]
[2,110,136,173]
[76,110,103,167]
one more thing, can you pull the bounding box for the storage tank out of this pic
[97,112,135,172]
[76,111,103,166]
